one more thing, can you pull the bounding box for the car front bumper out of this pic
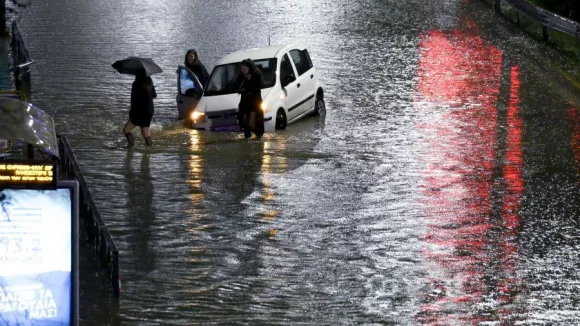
[188,110,276,132]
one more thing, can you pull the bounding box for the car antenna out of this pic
[268,33,271,46]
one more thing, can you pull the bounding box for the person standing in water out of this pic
[123,72,157,147]
[236,59,264,139]
[184,49,210,88]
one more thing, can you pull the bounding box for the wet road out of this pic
[15,0,580,324]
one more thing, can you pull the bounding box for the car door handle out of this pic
[297,83,301,88]
[310,74,313,79]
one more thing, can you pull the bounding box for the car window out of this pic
[179,67,201,96]
[254,59,277,87]
[303,49,314,68]
[279,54,296,86]
[204,58,277,96]
[289,49,313,76]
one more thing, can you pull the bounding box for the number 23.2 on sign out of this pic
[0,237,42,254]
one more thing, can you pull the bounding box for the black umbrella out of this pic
[112,57,163,76]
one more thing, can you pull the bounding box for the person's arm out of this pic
[249,74,262,95]
[151,85,157,99]
[234,73,245,93]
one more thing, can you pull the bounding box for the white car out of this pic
[176,43,325,132]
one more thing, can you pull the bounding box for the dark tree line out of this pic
[535,0,580,22]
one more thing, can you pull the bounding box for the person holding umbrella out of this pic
[112,57,162,147]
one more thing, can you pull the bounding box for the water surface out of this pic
[14,0,580,324]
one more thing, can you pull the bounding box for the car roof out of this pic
[217,43,305,65]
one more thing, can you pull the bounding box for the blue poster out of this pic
[0,189,72,325]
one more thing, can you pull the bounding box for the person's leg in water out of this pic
[237,109,250,139]
[254,109,264,139]
[248,111,256,133]
[123,120,136,147]
[141,127,152,146]
[242,112,252,139]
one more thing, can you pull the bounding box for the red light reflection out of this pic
[568,107,580,172]
[415,29,525,324]
[497,66,524,311]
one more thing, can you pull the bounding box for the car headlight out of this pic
[261,101,268,112]
[191,111,204,121]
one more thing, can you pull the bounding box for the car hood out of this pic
[197,88,273,113]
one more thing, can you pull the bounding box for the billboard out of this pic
[0,180,79,325]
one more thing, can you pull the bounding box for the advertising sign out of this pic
[0,161,56,190]
[0,180,79,325]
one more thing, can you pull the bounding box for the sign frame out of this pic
[0,179,79,325]
[57,180,80,326]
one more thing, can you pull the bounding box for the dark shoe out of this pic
[145,136,152,146]
[125,133,135,148]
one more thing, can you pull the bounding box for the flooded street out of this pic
[15,0,580,324]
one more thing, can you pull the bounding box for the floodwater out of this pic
[13,0,580,324]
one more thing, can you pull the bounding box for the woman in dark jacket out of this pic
[123,72,157,147]
[236,59,264,139]
[184,49,210,88]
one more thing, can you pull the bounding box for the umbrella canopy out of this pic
[112,57,163,76]
[0,97,59,158]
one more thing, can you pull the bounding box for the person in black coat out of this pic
[236,59,264,139]
[184,49,210,88]
[123,72,157,147]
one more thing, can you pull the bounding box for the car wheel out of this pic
[314,97,326,117]
[275,108,287,130]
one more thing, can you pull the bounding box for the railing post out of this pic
[27,144,34,159]
[112,252,120,297]
[0,0,7,37]
[542,26,549,41]
[494,0,502,14]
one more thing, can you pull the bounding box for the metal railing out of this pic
[58,135,121,297]
[10,21,32,100]
[492,0,580,41]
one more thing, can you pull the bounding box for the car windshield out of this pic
[204,58,277,96]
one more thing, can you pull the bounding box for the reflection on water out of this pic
[187,132,204,209]
[415,28,526,324]
[260,138,287,223]
[124,151,156,275]
[497,65,525,319]
[568,108,580,174]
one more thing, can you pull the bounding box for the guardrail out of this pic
[492,0,580,41]
[58,135,121,297]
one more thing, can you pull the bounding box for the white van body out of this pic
[177,44,325,132]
